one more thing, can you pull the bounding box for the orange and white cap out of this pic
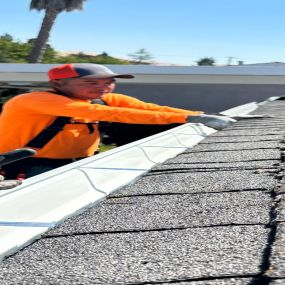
[48,63,134,80]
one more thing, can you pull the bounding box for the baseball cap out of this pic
[48,63,134,80]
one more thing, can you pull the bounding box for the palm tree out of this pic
[28,0,86,63]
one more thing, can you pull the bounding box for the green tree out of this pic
[29,0,87,63]
[197,57,215,66]
[0,34,31,62]
[128,48,153,64]
[51,52,130,64]
[0,33,133,64]
[0,34,57,63]
[0,34,14,62]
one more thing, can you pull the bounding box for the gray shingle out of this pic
[266,223,285,278]
[192,141,280,151]
[174,149,280,163]
[46,191,271,236]
[153,160,280,171]
[275,194,285,222]
[210,129,284,137]
[200,135,283,143]
[230,124,285,129]
[111,170,277,196]
[0,226,269,284]
[158,279,254,285]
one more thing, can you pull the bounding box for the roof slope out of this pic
[0,100,285,284]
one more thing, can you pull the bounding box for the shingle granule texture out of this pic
[46,191,271,236]
[201,134,283,143]
[192,141,280,151]
[0,226,269,284]
[152,160,280,171]
[266,223,285,278]
[110,170,277,196]
[158,279,254,285]
[167,149,280,163]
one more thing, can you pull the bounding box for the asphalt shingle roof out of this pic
[1,99,285,284]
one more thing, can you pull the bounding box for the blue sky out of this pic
[1,0,285,65]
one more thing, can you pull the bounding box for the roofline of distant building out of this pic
[1,63,285,86]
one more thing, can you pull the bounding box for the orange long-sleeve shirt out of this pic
[0,91,202,159]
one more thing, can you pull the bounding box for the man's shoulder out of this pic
[5,90,70,108]
[23,90,59,96]
[12,90,66,101]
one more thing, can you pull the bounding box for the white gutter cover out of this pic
[0,102,257,261]
[219,102,258,116]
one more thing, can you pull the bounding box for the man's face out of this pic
[51,77,116,100]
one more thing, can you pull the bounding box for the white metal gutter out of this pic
[220,102,258,116]
[0,102,258,261]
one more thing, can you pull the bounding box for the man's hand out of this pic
[0,175,22,190]
[187,114,236,130]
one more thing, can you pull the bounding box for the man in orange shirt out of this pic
[0,63,235,178]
